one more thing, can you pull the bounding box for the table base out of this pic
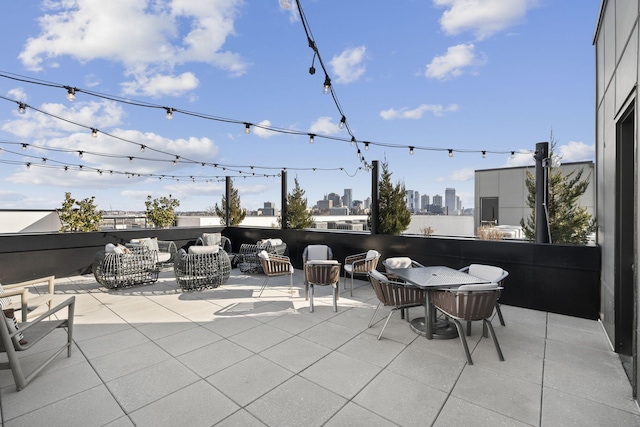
[410,317,458,339]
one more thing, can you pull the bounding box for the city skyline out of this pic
[0,1,598,212]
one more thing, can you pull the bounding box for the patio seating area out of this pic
[1,268,638,426]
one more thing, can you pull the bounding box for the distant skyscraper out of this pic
[433,194,442,207]
[445,188,456,215]
[421,194,430,210]
[405,189,418,213]
[342,189,352,211]
[364,197,371,210]
[327,192,342,207]
[456,196,461,212]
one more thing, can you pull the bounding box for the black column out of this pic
[225,176,231,227]
[534,142,550,243]
[281,169,288,229]
[371,160,379,234]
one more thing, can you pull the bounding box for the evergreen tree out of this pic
[279,177,314,229]
[375,161,411,235]
[520,144,594,244]
[57,192,103,232]
[145,194,180,228]
[211,180,246,225]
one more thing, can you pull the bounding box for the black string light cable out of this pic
[0,70,530,160]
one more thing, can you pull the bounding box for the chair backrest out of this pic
[383,257,413,270]
[305,262,340,285]
[201,233,222,246]
[431,287,502,321]
[304,245,332,261]
[368,270,425,307]
[467,264,508,283]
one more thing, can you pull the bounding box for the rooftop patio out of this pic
[1,268,638,426]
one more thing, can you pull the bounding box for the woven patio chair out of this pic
[458,264,509,334]
[0,295,75,391]
[343,249,381,296]
[93,244,159,289]
[367,270,426,340]
[195,232,232,253]
[257,250,294,297]
[430,284,504,365]
[173,246,232,291]
[127,237,177,268]
[305,261,341,313]
[238,239,287,273]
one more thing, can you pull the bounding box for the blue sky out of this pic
[0,0,600,212]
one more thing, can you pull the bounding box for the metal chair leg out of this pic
[496,303,505,326]
[309,284,314,313]
[332,285,338,312]
[258,276,269,297]
[377,310,395,340]
[451,318,473,365]
[368,302,382,328]
[484,319,505,361]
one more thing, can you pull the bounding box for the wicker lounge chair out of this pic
[127,237,177,268]
[93,244,159,289]
[238,238,287,273]
[173,246,232,291]
[195,232,232,253]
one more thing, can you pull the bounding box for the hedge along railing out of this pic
[0,226,601,320]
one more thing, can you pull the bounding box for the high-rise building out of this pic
[433,194,442,207]
[405,189,419,213]
[364,197,371,210]
[327,192,342,207]
[421,194,430,211]
[342,189,352,212]
[445,188,456,215]
[262,201,276,216]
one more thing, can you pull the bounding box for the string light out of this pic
[65,87,76,101]
[173,156,179,165]
[409,146,414,155]
[350,137,356,146]
[364,142,369,151]
[511,151,515,158]
[18,103,26,114]
[21,143,27,150]
[339,116,346,129]
[91,128,98,138]
[482,150,486,158]
[309,133,315,144]
[323,75,331,94]
[26,162,31,169]
[41,157,47,163]
[129,156,133,162]
[165,107,173,120]
[78,151,83,158]
[448,149,453,157]
[139,144,145,152]
[244,123,251,134]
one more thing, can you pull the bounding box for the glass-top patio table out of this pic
[386,266,490,339]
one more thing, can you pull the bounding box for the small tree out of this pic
[145,194,180,228]
[520,143,594,244]
[279,177,314,229]
[373,161,411,235]
[210,180,246,225]
[57,192,103,232]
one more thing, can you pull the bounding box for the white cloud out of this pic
[7,87,27,102]
[19,0,248,94]
[449,168,475,181]
[309,116,341,135]
[380,103,459,120]
[253,120,278,138]
[504,150,535,167]
[425,43,485,80]
[121,72,199,97]
[556,140,595,163]
[434,0,537,40]
[330,46,367,84]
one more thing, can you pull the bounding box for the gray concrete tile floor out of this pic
[1,268,639,426]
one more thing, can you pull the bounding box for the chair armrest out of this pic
[18,296,75,335]
[157,240,177,254]
[3,276,55,296]
[345,253,367,264]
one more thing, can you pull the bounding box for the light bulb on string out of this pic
[364,142,369,151]
[244,123,251,134]
[448,149,453,157]
[21,143,27,150]
[482,151,486,158]
[309,134,315,144]
[511,151,515,159]
[41,158,47,164]
[339,116,346,129]
[409,146,414,155]
[165,107,173,120]
[350,137,356,146]
[91,128,98,138]
[26,162,31,169]
[323,75,331,94]
[18,103,26,114]
[173,156,179,165]
[65,87,76,101]
[139,145,145,152]
[129,156,133,162]
[78,151,83,158]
